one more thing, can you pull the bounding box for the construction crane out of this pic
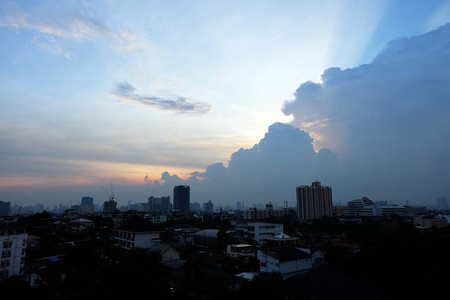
[101,182,115,202]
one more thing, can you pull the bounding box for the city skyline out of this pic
[1,1,450,208]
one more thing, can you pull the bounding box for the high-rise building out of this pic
[0,201,11,216]
[436,196,448,210]
[296,181,333,221]
[0,225,27,280]
[148,196,171,211]
[81,196,94,206]
[203,200,214,213]
[174,185,190,214]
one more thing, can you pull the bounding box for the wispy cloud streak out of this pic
[113,82,212,114]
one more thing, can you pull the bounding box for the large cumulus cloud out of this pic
[148,23,450,206]
[147,122,337,206]
[282,23,450,203]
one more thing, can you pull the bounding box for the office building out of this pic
[174,185,190,214]
[296,181,333,221]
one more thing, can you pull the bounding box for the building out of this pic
[297,181,333,221]
[227,244,255,258]
[0,225,27,280]
[414,216,449,229]
[148,243,181,261]
[243,202,290,220]
[233,221,284,245]
[265,233,299,247]
[0,201,11,216]
[174,185,190,214]
[114,228,163,250]
[81,196,93,206]
[436,196,448,210]
[80,196,94,213]
[103,198,118,213]
[203,201,214,213]
[148,196,171,211]
[257,246,312,279]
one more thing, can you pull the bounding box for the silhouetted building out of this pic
[103,199,118,213]
[81,196,93,206]
[243,202,290,220]
[0,201,11,216]
[297,181,333,221]
[436,196,448,210]
[174,185,190,214]
[81,196,94,213]
[148,196,171,211]
[203,200,214,213]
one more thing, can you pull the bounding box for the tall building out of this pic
[148,196,171,211]
[81,196,94,206]
[0,201,11,216]
[203,200,214,213]
[296,181,333,221]
[436,196,448,210]
[0,225,27,280]
[174,185,190,214]
[81,196,94,213]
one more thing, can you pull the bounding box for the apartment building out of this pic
[0,225,28,280]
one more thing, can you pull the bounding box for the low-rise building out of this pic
[148,243,181,261]
[114,228,163,250]
[257,246,312,279]
[227,244,255,258]
[414,216,449,229]
[233,221,284,245]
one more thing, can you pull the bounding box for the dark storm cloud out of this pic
[113,82,212,114]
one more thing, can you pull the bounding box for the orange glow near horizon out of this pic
[0,159,201,189]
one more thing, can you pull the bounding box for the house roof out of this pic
[261,246,310,262]
[148,243,178,255]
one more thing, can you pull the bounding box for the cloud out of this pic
[144,23,450,206]
[1,11,107,40]
[112,29,151,54]
[280,22,450,202]
[1,7,149,56]
[31,35,72,59]
[143,122,338,206]
[113,82,212,114]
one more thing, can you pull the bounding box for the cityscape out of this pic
[2,1,450,299]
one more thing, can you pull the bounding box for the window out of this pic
[3,241,12,248]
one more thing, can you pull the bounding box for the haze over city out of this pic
[1,0,450,209]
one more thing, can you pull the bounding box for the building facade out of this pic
[233,221,284,245]
[174,185,190,214]
[243,202,290,220]
[257,246,312,279]
[296,181,333,221]
[0,225,27,280]
[114,229,162,250]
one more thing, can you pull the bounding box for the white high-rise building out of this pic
[0,225,28,280]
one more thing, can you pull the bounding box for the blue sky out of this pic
[1,0,450,208]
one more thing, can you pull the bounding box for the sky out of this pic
[1,0,450,209]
